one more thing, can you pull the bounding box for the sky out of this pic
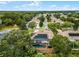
[0,1,79,11]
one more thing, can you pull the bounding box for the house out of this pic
[31,29,53,45]
[51,14,64,24]
[58,30,79,41]
[31,29,53,53]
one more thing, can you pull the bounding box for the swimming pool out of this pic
[33,44,45,48]
[34,34,48,41]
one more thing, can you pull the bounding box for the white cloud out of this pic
[0,1,8,4]
[50,5,57,7]
[14,1,41,9]
[13,1,41,11]
[61,5,79,10]
[49,5,79,11]
[28,1,40,6]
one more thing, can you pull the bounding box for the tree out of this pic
[3,18,13,26]
[0,19,2,25]
[28,22,36,29]
[39,21,43,27]
[15,18,25,25]
[50,35,72,57]
[73,20,79,30]
[61,22,74,28]
[15,18,26,30]
[23,13,35,22]
[46,14,51,22]
[39,15,45,22]
[60,16,66,21]
[48,23,61,34]
[0,30,37,57]
[0,12,37,28]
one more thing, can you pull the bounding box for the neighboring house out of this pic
[58,30,79,41]
[58,30,79,50]
[51,14,64,24]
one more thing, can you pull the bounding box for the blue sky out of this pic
[0,1,79,11]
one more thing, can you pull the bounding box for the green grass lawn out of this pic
[0,25,19,32]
